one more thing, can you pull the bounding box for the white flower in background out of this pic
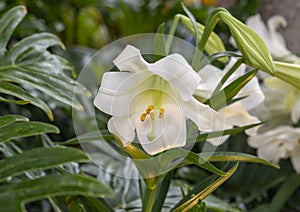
[248,125,300,173]
[94,45,227,155]
[194,59,264,145]
[264,77,300,124]
[246,14,300,63]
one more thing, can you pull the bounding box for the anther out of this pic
[159,108,165,118]
[146,105,154,114]
[140,113,147,122]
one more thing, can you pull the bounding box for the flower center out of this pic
[140,105,166,141]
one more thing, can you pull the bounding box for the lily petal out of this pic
[108,116,136,146]
[149,54,200,101]
[113,45,148,72]
[179,96,229,132]
[291,145,300,174]
[94,71,153,117]
[291,100,300,123]
[135,98,186,155]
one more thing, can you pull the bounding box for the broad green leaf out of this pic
[172,163,238,212]
[0,174,113,212]
[0,147,89,181]
[199,152,279,168]
[0,115,28,127]
[0,121,59,143]
[0,81,53,120]
[0,6,27,53]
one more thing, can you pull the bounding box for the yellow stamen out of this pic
[159,108,165,118]
[140,113,147,122]
[146,105,154,114]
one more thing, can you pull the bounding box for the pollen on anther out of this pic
[159,108,165,118]
[140,113,147,122]
[146,105,154,114]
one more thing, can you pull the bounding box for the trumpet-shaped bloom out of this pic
[94,45,226,155]
[248,125,300,173]
[195,59,264,145]
[264,77,300,124]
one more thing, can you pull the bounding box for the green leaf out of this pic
[0,6,27,54]
[199,152,279,169]
[195,122,264,143]
[0,96,30,104]
[0,6,90,112]
[80,197,115,212]
[0,121,59,143]
[172,163,239,212]
[0,174,113,212]
[0,147,90,181]
[0,115,28,127]
[178,14,227,63]
[0,81,53,120]
[206,68,258,110]
[158,148,227,176]
[204,195,242,212]
[270,174,300,212]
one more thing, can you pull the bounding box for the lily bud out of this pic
[216,8,276,75]
[274,61,300,89]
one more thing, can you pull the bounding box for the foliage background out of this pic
[1,0,299,211]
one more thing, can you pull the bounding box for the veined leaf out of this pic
[0,6,90,115]
[0,147,90,181]
[0,174,113,212]
[0,115,28,127]
[0,121,59,143]
[0,6,27,53]
[0,81,53,120]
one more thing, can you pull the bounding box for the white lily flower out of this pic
[195,59,264,146]
[264,77,300,124]
[248,125,300,173]
[246,14,300,63]
[94,45,226,155]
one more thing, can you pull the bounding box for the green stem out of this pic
[142,184,158,212]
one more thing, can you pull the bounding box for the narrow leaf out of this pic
[0,121,59,143]
[0,81,53,120]
[0,147,90,181]
[172,163,239,212]
[0,174,113,212]
[199,152,279,168]
[0,115,28,128]
[0,6,27,53]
